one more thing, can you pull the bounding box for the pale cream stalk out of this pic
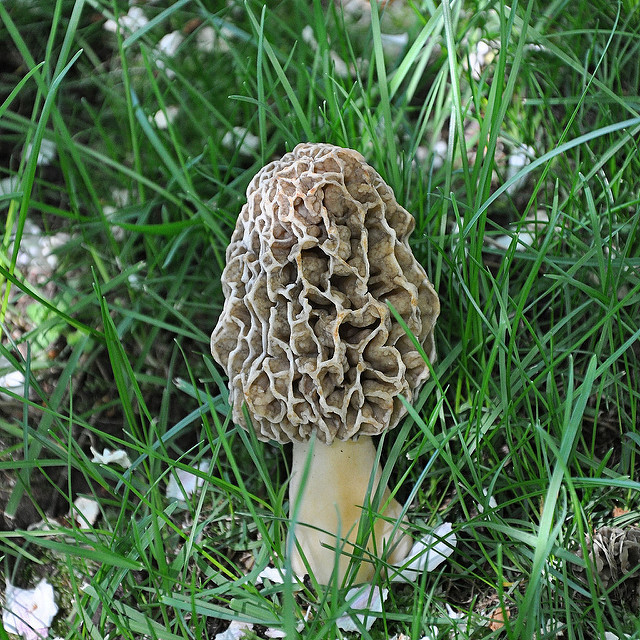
[289,436,412,584]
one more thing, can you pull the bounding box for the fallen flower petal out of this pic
[196,25,233,53]
[153,105,179,130]
[335,585,388,632]
[390,523,457,582]
[73,496,100,528]
[103,6,148,34]
[380,32,409,59]
[12,220,69,275]
[0,357,25,401]
[196,26,219,53]
[2,579,59,640]
[221,127,260,156]
[505,144,534,195]
[468,40,494,80]
[490,232,534,252]
[489,209,549,253]
[0,175,20,196]
[157,31,184,57]
[166,459,211,501]
[90,447,132,468]
[110,188,130,208]
[477,489,498,514]
[301,25,349,77]
[24,139,57,167]
[445,603,467,627]
[154,31,184,78]
[416,140,448,170]
[255,566,286,585]
[214,620,254,640]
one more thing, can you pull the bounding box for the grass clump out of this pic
[1,0,640,638]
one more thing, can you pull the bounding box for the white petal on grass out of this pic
[122,8,148,31]
[127,271,144,290]
[432,140,448,169]
[214,620,254,640]
[196,25,233,53]
[0,356,25,400]
[490,209,549,252]
[0,175,20,197]
[166,459,211,501]
[390,522,457,583]
[153,105,180,130]
[255,566,286,585]
[477,488,498,514]
[445,603,468,631]
[196,26,219,53]
[110,188,130,208]
[24,139,57,167]
[265,629,286,639]
[0,370,25,398]
[301,25,314,44]
[516,232,536,249]
[390,605,465,640]
[103,206,124,241]
[13,220,70,273]
[26,518,57,533]
[491,230,536,252]
[505,144,535,195]
[301,25,349,77]
[380,32,409,59]
[468,40,493,80]
[90,447,132,468]
[491,233,516,251]
[73,496,99,528]
[155,31,184,78]
[335,585,388,632]
[2,579,59,640]
[157,31,184,57]
[102,187,131,239]
[416,140,448,171]
[104,6,148,34]
[221,127,260,156]
[296,606,312,633]
[340,0,371,19]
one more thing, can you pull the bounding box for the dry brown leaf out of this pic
[183,17,202,34]
[488,606,510,631]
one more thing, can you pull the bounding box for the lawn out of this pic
[1,0,640,638]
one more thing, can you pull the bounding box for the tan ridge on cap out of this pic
[211,142,439,444]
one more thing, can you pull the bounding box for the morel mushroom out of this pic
[211,143,439,584]
[575,526,640,607]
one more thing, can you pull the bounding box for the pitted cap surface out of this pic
[211,143,439,444]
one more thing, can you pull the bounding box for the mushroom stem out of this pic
[289,436,412,584]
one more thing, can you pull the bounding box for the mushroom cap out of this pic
[211,142,440,444]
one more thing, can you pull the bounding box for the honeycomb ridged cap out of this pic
[211,142,440,444]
